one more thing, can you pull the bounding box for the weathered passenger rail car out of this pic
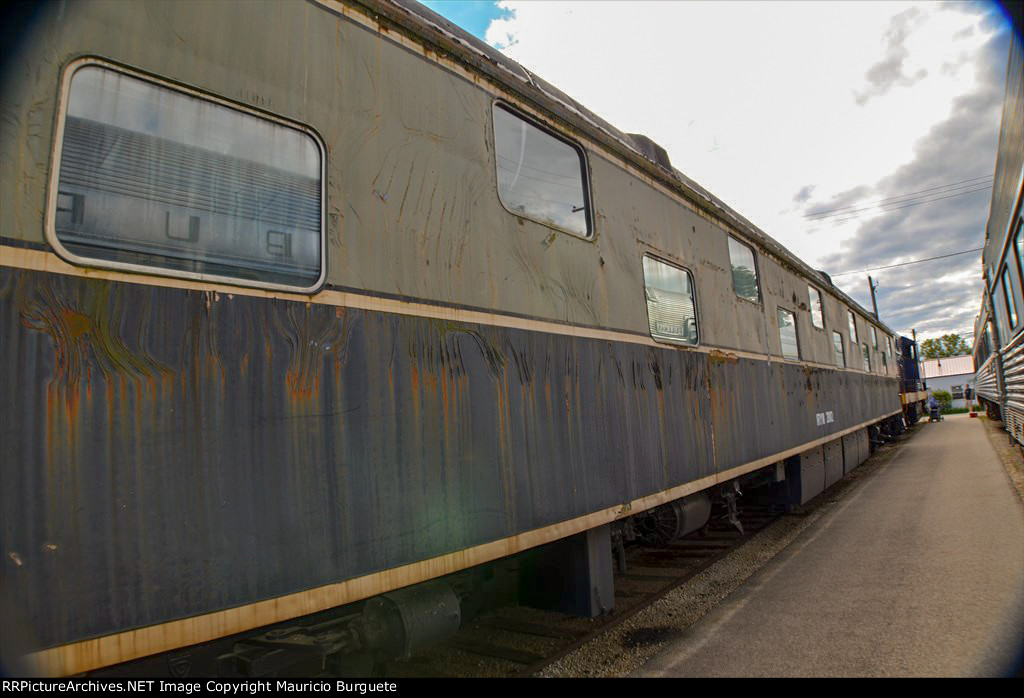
[1,0,901,676]
[974,23,1024,437]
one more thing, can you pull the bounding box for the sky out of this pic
[420,0,1017,344]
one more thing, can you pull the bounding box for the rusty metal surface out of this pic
[0,266,897,650]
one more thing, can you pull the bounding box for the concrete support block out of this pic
[519,524,614,617]
[857,428,870,465]
[786,446,824,506]
[823,438,844,489]
[842,433,858,474]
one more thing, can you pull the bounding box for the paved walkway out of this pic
[637,414,1024,677]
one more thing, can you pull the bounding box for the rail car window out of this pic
[833,331,845,367]
[642,256,698,346]
[1015,216,1023,281]
[492,104,590,237]
[882,351,888,373]
[1003,266,1019,329]
[848,311,858,343]
[51,64,323,290]
[862,343,870,371]
[728,237,760,302]
[808,286,824,328]
[777,308,799,359]
[871,326,878,350]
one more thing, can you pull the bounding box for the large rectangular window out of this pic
[728,237,760,302]
[493,103,590,237]
[808,286,824,328]
[870,326,878,350]
[778,308,799,359]
[50,61,324,290]
[862,343,871,371]
[848,310,858,343]
[833,331,845,367]
[643,255,698,346]
[1002,266,1018,329]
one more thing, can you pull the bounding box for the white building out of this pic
[922,355,975,409]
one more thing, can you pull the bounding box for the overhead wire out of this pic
[810,184,992,224]
[804,175,993,219]
[830,247,983,277]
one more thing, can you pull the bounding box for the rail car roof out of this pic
[360,0,896,335]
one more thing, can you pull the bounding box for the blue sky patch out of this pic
[420,1,511,41]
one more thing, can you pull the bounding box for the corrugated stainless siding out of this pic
[1002,331,1024,443]
[975,352,1001,403]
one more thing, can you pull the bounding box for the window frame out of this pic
[491,101,594,239]
[1002,264,1019,330]
[848,310,858,344]
[45,56,328,294]
[1013,215,1024,285]
[832,330,846,368]
[808,285,825,329]
[641,253,701,348]
[777,306,800,360]
[862,343,871,372]
[727,235,762,304]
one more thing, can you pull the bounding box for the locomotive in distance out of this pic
[0,0,918,677]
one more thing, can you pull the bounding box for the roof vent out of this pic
[627,133,672,170]
[817,270,833,286]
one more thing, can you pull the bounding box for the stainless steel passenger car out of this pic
[0,0,901,675]
[974,25,1024,438]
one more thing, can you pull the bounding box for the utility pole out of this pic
[868,275,879,319]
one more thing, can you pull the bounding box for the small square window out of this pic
[808,286,824,329]
[833,331,846,368]
[728,237,760,303]
[778,308,799,359]
[643,256,698,346]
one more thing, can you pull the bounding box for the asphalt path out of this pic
[637,414,1024,677]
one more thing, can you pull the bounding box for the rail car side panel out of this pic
[0,265,896,650]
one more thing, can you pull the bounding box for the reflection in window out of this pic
[643,256,698,346]
[728,237,759,302]
[871,326,878,350]
[833,331,845,367]
[778,308,799,359]
[1015,216,1023,281]
[848,310,858,343]
[1003,267,1018,328]
[808,286,824,328]
[862,343,871,371]
[53,64,322,288]
[493,104,590,236]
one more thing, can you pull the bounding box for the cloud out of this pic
[792,185,816,204]
[855,8,929,105]
[819,24,1011,339]
[475,1,1009,342]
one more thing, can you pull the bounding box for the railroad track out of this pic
[378,503,782,678]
